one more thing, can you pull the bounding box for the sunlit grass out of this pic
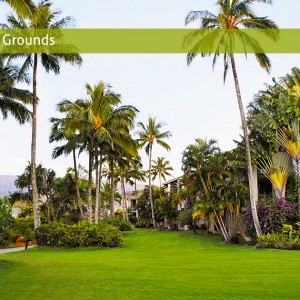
[0,229,300,299]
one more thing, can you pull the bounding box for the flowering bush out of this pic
[243,200,298,238]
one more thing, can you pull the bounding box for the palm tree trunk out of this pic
[94,153,99,224]
[214,209,229,241]
[159,173,162,200]
[73,148,83,216]
[149,143,156,227]
[110,158,115,216]
[99,154,103,218]
[87,149,93,223]
[31,53,41,230]
[296,159,300,214]
[95,153,103,224]
[121,174,126,219]
[134,178,140,222]
[230,54,262,237]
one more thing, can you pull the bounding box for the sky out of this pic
[0,0,300,183]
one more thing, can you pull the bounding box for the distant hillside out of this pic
[0,175,145,198]
[0,175,17,198]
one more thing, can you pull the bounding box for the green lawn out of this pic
[0,229,300,300]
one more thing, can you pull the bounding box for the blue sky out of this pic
[0,0,300,182]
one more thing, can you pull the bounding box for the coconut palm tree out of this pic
[0,57,32,124]
[136,117,171,227]
[184,0,278,236]
[49,112,84,216]
[4,0,82,229]
[152,157,173,198]
[61,81,138,222]
[127,158,146,205]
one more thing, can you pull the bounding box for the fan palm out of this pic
[184,0,278,236]
[136,117,171,227]
[276,120,300,213]
[258,153,291,200]
[4,0,82,229]
[0,57,32,124]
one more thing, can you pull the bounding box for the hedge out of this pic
[35,222,122,248]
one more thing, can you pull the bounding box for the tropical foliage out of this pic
[0,57,32,124]
[183,139,248,242]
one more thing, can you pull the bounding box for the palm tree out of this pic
[137,117,171,227]
[152,157,173,198]
[5,0,82,229]
[0,57,32,124]
[258,153,291,200]
[49,112,84,216]
[62,81,138,223]
[184,0,278,236]
[276,120,300,213]
[127,158,146,205]
[1,0,34,17]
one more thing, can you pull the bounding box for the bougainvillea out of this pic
[243,199,299,238]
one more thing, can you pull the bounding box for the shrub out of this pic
[9,217,34,243]
[178,210,193,227]
[35,222,122,248]
[256,223,300,250]
[101,216,132,231]
[0,197,14,247]
[243,200,298,237]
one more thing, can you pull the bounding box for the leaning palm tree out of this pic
[184,0,278,236]
[4,0,82,229]
[152,157,173,198]
[0,57,32,124]
[136,117,171,227]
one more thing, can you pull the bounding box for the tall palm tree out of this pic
[152,157,173,197]
[0,57,32,124]
[5,0,82,229]
[137,117,171,227]
[184,0,278,236]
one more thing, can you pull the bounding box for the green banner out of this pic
[0,28,299,54]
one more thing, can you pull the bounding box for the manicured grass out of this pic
[1,229,300,299]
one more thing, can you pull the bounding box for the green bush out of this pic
[256,223,300,250]
[101,216,132,231]
[9,217,34,242]
[35,222,122,248]
[178,210,193,227]
[0,197,14,247]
